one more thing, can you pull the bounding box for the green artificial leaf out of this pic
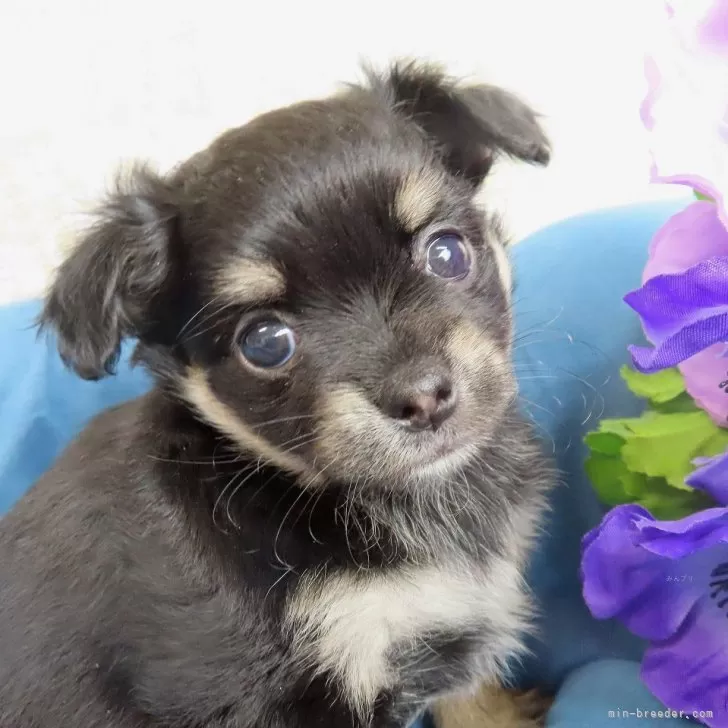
[584,430,625,456]
[595,418,636,439]
[585,451,653,505]
[620,366,685,404]
[638,478,714,520]
[621,470,649,498]
[585,449,712,518]
[694,190,715,202]
[613,410,728,489]
[585,422,656,503]
[585,355,728,511]
[585,365,728,516]
[585,404,728,502]
[651,391,701,415]
[584,423,634,504]
[585,452,631,505]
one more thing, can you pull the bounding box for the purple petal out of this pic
[643,0,728,229]
[687,452,728,506]
[625,257,728,372]
[629,313,728,373]
[639,203,728,421]
[628,256,728,328]
[642,583,728,727]
[678,344,728,427]
[644,202,728,281]
[581,505,699,641]
[655,173,728,234]
[640,56,662,132]
[697,0,728,58]
[637,507,728,558]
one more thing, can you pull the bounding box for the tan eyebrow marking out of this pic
[215,259,286,303]
[393,169,445,233]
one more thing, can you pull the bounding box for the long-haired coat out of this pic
[0,61,553,727]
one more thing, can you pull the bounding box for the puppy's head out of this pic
[41,61,549,488]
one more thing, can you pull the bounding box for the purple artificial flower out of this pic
[626,0,728,424]
[582,456,728,725]
[582,5,728,723]
[625,202,728,425]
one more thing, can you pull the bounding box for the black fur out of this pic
[371,60,550,184]
[0,61,553,727]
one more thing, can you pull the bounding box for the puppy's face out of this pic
[41,62,549,489]
[183,159,514,487]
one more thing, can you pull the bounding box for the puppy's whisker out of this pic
[508,304,565,333]
[343,475,361,567]
[263,564,297,603]
[228,467,280,530]
[148,453,247,467]
[288,458,339,540]
[180,298,243,344]
[250,414,316,430]
[271,481,316,570]
[511,374,562,382]
[181,303,239,343]
[220,431,321,529]
[177,294,224,338]
[211,430,320,532]
[213,467,253,534]
[305,470,339,545]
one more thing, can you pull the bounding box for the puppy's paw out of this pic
[431,682,553,728]
[508,688,554,725]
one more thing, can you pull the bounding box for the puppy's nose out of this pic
[380,360,458,431]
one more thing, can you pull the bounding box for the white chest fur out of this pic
[285,555,531,714]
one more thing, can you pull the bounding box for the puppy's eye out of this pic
[425,233,472,280]
[239,319,296,369]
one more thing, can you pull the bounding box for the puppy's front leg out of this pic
[431,682,553,728]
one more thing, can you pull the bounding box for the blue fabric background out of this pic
[0,200,695,726]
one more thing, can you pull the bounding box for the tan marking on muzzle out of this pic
[315,384,390,468]
[215,259,286,303]
[446,321,515,398]
[183,367,320,482]
[394,169,445,233]
[315,383,476,484]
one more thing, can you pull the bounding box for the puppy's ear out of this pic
[375,61,550,186]
[39,164,179,380]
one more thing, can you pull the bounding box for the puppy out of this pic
[0,61,554,727]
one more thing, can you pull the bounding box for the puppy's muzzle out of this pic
[377,357,458,432]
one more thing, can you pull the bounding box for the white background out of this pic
[0,0,685,304]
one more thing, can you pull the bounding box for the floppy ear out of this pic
[39,164,179,380]
[375,61,550,186]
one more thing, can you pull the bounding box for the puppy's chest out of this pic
[285,556,529,713]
